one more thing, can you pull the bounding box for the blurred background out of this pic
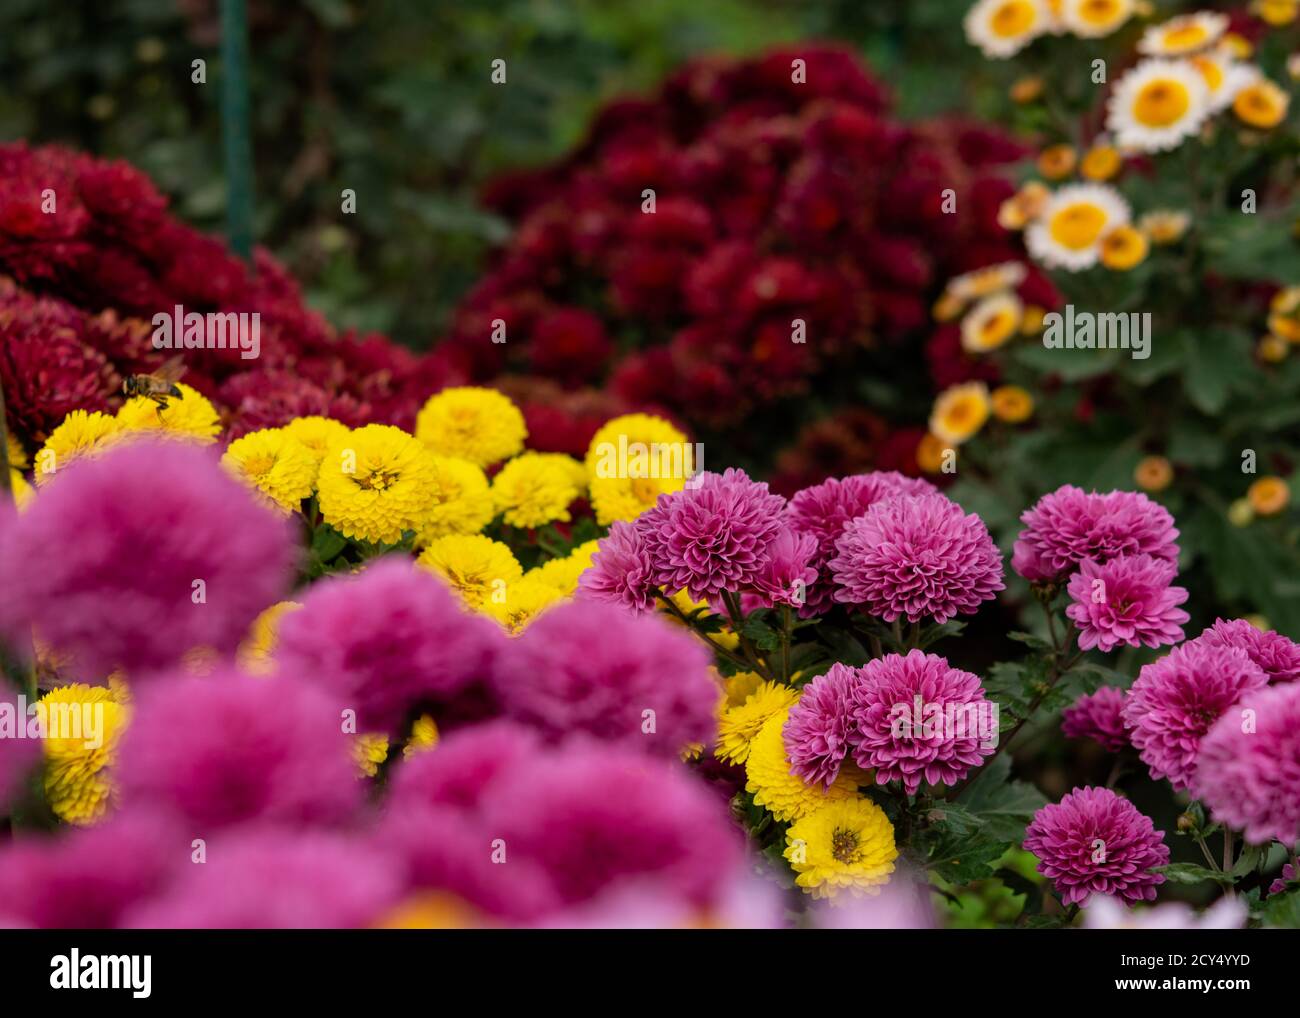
[0,0,1006,347]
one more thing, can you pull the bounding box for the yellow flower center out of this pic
[244,452,276,478]
[1162,24,1208,51]
[1190,55,1223,93]
[943,398,980,429]
[978,310,1017,346]
[1080,0,1120,25]
[1133,79,1191,127]
[831,827,861,864]
[358,468,400,491]
[1048,202,1108,250]
[991,0,1036,37]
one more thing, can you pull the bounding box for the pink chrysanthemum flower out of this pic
[0,439,295,680]
[1269,859,1298,897]
[1122,642,1268,791]
[0,811,182,928]
[828,494,1004,624]
[124,828,402,929]
[491,600,718,758]
[1195,682,1300,846]
[576,519,656,613]
[1012,486,1179,584]
[783,663,861,789]
[1061,687,1129,752]
[788,472,938,615]
[1065,554,1189,652]
[275,558,503,736]
[115,668,362,830]
[638,468,786,602]
[846,650,999,794]
[746,527,819,609]
[1192,618,1300,685]
[1023,786,1169,907]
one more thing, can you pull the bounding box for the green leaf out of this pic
[956,755,1048,841]
[1153,862,1227,886]
[1007,630,1052,652]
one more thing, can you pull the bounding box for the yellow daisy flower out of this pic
[1060,0,1136,38]
[1027,183,1130,271]
[221,428,319,513]
[585,413,692,524]
[417,455,495,543]
[1100,224,1149,270]
[784,798,899,899]
[354,733,389,778]
[990,385,1034,423]
[418,534,523,609]
[490,451,581,529]
[415,386,527,467]
[526,539,600,596]
[480,575,565,634]
[115,382,221,444]
[960,292,1023,353]
[37,683,130,826]
[1079,143,1123,181]
[716,681,802,765]
[964,0,1051,59]
[929,382,992,446]
[1234,77,1290,129]
[1248,476,1290,516]
[1134,455,1174,492]
[236,600,303,676]
[745,708,864,822]
[281,415,352,469]
[33,410,121,485]
[1138,12,1229,56]
[1106,59,1211,153]
[317,424,438,544]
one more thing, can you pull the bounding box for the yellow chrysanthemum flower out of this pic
[585,413,692,524]
[527,539,600,596]
[403,714,440,758]
[745,708,864,822]
[6,431,28,470]
[1134,455,1174,492]
[723,671,765,709]
[317,424,438,544]
[237,600,303,676]
[1080,143,1122,181]
[716,681,802,765]
[418,534,523,609]
[917,433,954,475]
[1248,475,1290,516]
[37,684,130,826]
[480,575,564,634]
[417,455,495,543]
[221,428,319,513]
[354,733,389,778]
[490,451,581,529]
[990,385,1034,423]
[929,382,992,446]
[1100,224,1149,270]
[33,410,122,485]
[415,386,526,468]
[115,382,221,444]
[960,293,1023,353]
[10,469,34,510]
[1234,78,1290,129]
[784,798,899,899]
[281,415,352,469]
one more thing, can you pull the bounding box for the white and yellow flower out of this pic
[1059,0,1136,39]
[1137,12,1229,57]
[964,0,1052,58]
[1188,51,1259,113]
[960,292,1024,353]
[1106,59,1211,153]
[1026,183,1131,272]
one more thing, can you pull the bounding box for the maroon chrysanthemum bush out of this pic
[0,142,462,447]
[440,45,1032,444]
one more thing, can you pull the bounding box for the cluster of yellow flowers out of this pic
[713,673,898,898]
[1259,285,1300,362]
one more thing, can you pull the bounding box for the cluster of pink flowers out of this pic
[439,46,1037,443]
[582,468,1005,626]
[0,143,463,447]
[784,651,998,795]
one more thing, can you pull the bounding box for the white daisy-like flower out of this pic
[948,261,1028,302]
[964,0,1052,58]
[1137,12,1229,57]
[1026,183,1131,272]
[1198,54,1261,113]
[1106,59,1212,153]
[961,292,1024,353]
[1059,0,1136,38]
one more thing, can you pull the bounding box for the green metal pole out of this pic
[220,0,254,261]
